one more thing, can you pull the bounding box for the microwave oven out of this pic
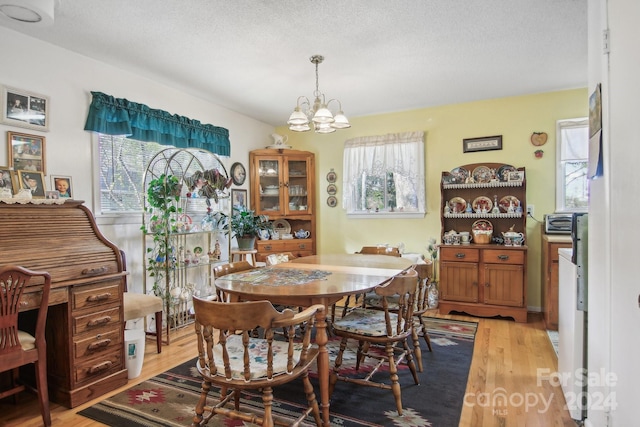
[544,213,573,234]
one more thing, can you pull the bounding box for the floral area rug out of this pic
[78,318,476,427]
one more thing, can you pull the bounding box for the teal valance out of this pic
[84,91,230,156]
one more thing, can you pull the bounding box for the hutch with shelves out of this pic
[249,148,316,262]
[438,163,528,322]
[142,148,231,344]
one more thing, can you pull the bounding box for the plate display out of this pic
[449,167,469,184]
[448,197,466,214]
[327,184,337,195]
[472,166,493,183]
[326,169,337,183]
[272,219,291,234]
[496,164,516,182]
[472,196,493,213]
[499,195,521,212]
[472,219,493,232]
[327,196,338,207]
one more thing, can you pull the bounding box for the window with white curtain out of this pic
[556,118,589,212]
[343,131,425,218]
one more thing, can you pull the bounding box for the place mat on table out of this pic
[220,266,331,286]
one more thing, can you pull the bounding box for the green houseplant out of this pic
[219,207,272,250]
[141,174,183,299]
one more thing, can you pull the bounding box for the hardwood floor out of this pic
[0,312,577,426]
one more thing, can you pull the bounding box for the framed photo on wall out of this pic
[231,189,247,210]
[1,85,49,131]
[0,166,17,195]
[463,135,503,153]
[7,131,46,175]
[17,170,46,198]
[50,175,73,198]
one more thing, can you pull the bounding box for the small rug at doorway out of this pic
[79,318,476,427]
[547,329,559,357]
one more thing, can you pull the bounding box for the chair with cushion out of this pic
[363,261,434,372]
[213,261,254,302]
[0,265,52,427]
[330,268,420,416]
[191,297,324,426]
[121,250,163,353]
[356,245,402,257]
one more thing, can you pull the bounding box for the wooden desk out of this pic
[215,253,412,427]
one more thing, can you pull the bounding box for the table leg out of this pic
[315,306,330,426]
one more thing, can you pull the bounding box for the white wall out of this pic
[0,27,274,291]
[587,0,640,426]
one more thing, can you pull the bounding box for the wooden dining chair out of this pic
[363,262,434,372]
[0,265,52,427]
[121,250,163,353]
[191,297,325,427]
[213,260,254,302]
[330,268,420,416]
[356,245,402,257]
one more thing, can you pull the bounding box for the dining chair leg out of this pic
[411,325,423,372]
[35,357,51,426]
[302,371,323,426]
[419,317,434,352]
[385,343,404,416]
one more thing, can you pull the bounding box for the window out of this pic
[97,134,168,213]
[343,131,425,217]
[556,118,589,212]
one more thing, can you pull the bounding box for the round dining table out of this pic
[214,253,414,426]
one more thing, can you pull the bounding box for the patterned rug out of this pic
[79,317,477,427]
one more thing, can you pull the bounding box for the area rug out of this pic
[79,318,477,427]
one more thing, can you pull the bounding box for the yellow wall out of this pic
[276,88,587,310]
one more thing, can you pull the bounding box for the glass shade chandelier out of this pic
[287,55,351,134]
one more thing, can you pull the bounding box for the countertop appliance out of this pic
[558,212,588,422]
[544,213,573,234]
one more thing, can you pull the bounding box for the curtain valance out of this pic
[84,91,230,156]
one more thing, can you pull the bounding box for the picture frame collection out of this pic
[1,84,72,199]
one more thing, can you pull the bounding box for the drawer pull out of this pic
[82,266,108,276]
[265,245,272,250]
[455,253,466,258]
[88,360,113,374]
[497,255,510,260]
[87,316,112,327]
[87,293,112,302]
[298,244,306,249]
[87,339,112,351]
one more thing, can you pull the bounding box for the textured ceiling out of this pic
[0,0,587,126]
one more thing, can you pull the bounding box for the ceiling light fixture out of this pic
[287,55,350,134]
[0,0,54,26]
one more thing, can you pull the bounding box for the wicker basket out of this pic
[472,232,492,244]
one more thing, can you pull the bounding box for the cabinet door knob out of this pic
[485,283,491,287]
[455,253,466,258]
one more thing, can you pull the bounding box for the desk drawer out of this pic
[73,306,121,335]
[74,349,123,384]
[74,327,122,361]
[19,287,68,312]
[483,249,525,265]
[72,281,121,311]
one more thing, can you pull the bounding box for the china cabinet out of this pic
[438,163,528,322]
[142,148,231,344]
[249,148,316,262]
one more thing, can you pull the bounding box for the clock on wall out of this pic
[230,162,246,186]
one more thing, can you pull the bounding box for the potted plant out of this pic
[219,207,272,250]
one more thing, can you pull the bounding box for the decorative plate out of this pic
[326,169,337,183]
[449,167,469,184]
[448,197,466,214]
[272,219,291,234]
[496,164,516,182]
[472,196,493,213]
[472,166,493,183]
[230,162,246,186]
[472,219,493,232]
[327,196,338,207]
[499,195,521,212]
[327,184,337,195]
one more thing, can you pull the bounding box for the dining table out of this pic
[214,253,414,427]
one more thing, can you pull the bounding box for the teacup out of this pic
[460,232,472,244]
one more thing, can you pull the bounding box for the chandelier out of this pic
[287,55,351,134]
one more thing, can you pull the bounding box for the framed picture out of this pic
[45,190,60,199]
[463,135,503,153]
[7,131,46,175]
[50,175,73,198]
[1,85,49,131]
[508,170,525,182]
[231,189,247,210]
[17,170,46,198]
[0,166,17,194]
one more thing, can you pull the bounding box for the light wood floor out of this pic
[0,312,577,427]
